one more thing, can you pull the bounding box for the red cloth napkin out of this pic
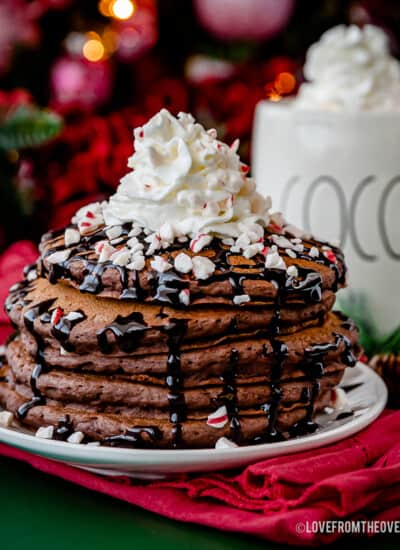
[1,241,399,546]
[0,241,37,341]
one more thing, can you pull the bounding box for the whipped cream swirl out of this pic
[103,109,270,238]
[296,24,400,111]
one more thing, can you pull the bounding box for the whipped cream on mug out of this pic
[102,109,270,238]
[296,24,400,111]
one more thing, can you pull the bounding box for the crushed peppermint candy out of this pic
[105,225,123,240]
[268,222,283,234]
[64,228,80,248]
[309,246,319,258]
[287,265,299,278]
[233,294,251,305]
[0,411,13,428]
[324,250,337,263]
[110,237,125,246]
[272,235,293,249]
[127,255,146,271]
[179,288,190,306]
[74,203,105,236]
[47,250,70,264]
[190,233,213,253]
[98,242,116,263]
[130,243,145,256]
[151,256,172,273]
[174,253,193,274]
[243,243,263,259]
[67,431,85,444]
[286,248,297,259]
[145,233,162,255]
[128,224,142,237]
[207,405,229,428]
[94,240,106,255]
[192,256,215,280]
[269,211,286,227]
[265,250,287,270]
[293,243,304,253]
[111,249,131,267]
[36,426,54,439]
[78,216,103,236]
[50,307,64,325]
[331,387,351,411]
[26,268,38,282]
[126,236,142,249]
[72,201,104,224]
[215,437,238,449]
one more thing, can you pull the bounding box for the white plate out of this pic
[0,363,387,478]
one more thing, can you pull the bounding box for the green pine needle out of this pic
[0,105,63,151]
[379,326,400,355]
[337,289,400,356]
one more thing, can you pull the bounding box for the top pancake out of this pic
[37,218,346,307]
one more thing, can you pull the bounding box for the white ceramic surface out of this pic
[0,364,387,478]
[252,100,400,337]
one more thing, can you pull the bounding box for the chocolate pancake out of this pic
[38,220,346,306]
[0,369,340,448]
[6,276,346,359]
[5,338,347,411]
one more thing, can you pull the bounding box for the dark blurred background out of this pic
[0,0,399,248]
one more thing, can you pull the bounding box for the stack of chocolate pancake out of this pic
[0,218,361,449]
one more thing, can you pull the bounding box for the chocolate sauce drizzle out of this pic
[53,415,74,441]
[5,279,33,318]
[218,348,241,443]
[150,271,186,306]
[103,426,163,448]
[17,299,56,419]
[97,312,148,354]
[0,352,7,383]
[253,269,289,443]
[51,310,86,352]
[289,331,357,437]
[17,299,86,419]
[162,318,188,448]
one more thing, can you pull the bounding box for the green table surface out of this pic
[0,456,398,550]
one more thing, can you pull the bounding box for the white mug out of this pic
[252,100,400,339]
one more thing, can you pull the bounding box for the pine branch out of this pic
[336,289,380,357]
[379,326,400,355]
[0,106,63,151]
